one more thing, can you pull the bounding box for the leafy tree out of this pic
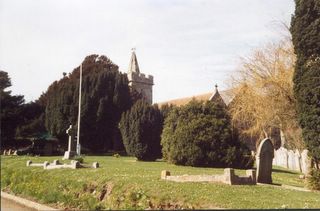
[161,100,253,168]
[0,71,24,147]
[119,99,163,161]
[290,0,320,168]
[45,55,132,152]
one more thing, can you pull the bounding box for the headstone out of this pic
[92,162,99,168]
[63,125,77,160]
[161,170,170,179]
[288,150,295,170]
[256,138,274,184]
[8,149,12,155]
[13,150,18,155]
[26,160,32,166]
[301,149,311,175]
[3,150,7,156]
[294,150,302,172]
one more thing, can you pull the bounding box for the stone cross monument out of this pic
[63,125,76,160]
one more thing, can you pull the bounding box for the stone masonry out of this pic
[127,50,153,104]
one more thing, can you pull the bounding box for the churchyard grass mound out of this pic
[1,155,319,209]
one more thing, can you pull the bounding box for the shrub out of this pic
[308,169,320,191]
[161,100,253,168]
[119,100,163,161]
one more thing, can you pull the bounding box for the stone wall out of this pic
[273,147,311,174]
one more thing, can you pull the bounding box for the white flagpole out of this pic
[76,64,82,155]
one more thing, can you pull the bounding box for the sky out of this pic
[0,0,295,103]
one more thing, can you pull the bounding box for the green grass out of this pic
[1,155,319,209]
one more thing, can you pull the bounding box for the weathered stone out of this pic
[256,138,274,184]
[26,160,32,166]
[273,147,288,168]
[71,161,80,169]
[294,150,302,172]
[223,168,235,185]
[3,150,7,155]
[301,149,311,175]
[63,125,77,160]
[43,161,50,169]
[299,175,305,179]
[8,149,12,155]
[52,160,60,165]
[92,162,99,168]
[161,170,171,179]
[288,150,296,170]
[246,169,256,184]
[13,150,18,155]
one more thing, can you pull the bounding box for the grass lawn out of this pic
[1,155,319,209]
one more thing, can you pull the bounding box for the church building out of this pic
[127,50,154,104]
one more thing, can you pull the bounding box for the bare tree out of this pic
[229,37,303,149]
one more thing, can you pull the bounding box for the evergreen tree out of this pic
[119,99,163,161]
[290,0,320,166]
[161,100,253,168]
[45,55,132,152]
[0,71,24,147]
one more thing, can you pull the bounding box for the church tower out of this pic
[127,50,154,104]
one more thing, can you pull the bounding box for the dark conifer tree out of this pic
[45,55,132,152]
[290,0,320,166]
[119,99,163,161]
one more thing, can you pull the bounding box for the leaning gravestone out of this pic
[256,138,274,184]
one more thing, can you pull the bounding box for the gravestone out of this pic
[63,125,77,160]
[301,150,311,175]
[256,138,274,184]
[288,150,295,170]
[294,150,302,172]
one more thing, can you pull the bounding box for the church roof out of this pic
[128,50,140,74]
[157,87,235,107]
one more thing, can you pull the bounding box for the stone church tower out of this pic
[127,50,154,104]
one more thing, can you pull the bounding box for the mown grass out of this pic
[1,155,319,209]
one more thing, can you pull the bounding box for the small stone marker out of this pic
[3,150,7,155]
[256,138,274,184]
[246,169,256,184]
[71,160,80,169]
[52,160,60,165]
[161,170,170,179]
[8,149,12,155]
[92,162,99,168]
[26,160,32,166]
[43,161,50,169]
[224,168,235,185]
[13,150,18,155]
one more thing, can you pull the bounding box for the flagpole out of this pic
[76,64,82,156]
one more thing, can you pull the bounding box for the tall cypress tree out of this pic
[290,0,320,166]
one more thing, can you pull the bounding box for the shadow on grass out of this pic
[272,168,297,175]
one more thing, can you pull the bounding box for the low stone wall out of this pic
[161,168,256,185]
[273,147,311,174]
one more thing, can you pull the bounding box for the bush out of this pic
[308,169,320,190]
[161,100,253,168]
[119,100,163,161]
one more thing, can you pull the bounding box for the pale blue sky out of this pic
[0,0,295,103]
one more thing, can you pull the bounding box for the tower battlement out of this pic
[128,72,154,85]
